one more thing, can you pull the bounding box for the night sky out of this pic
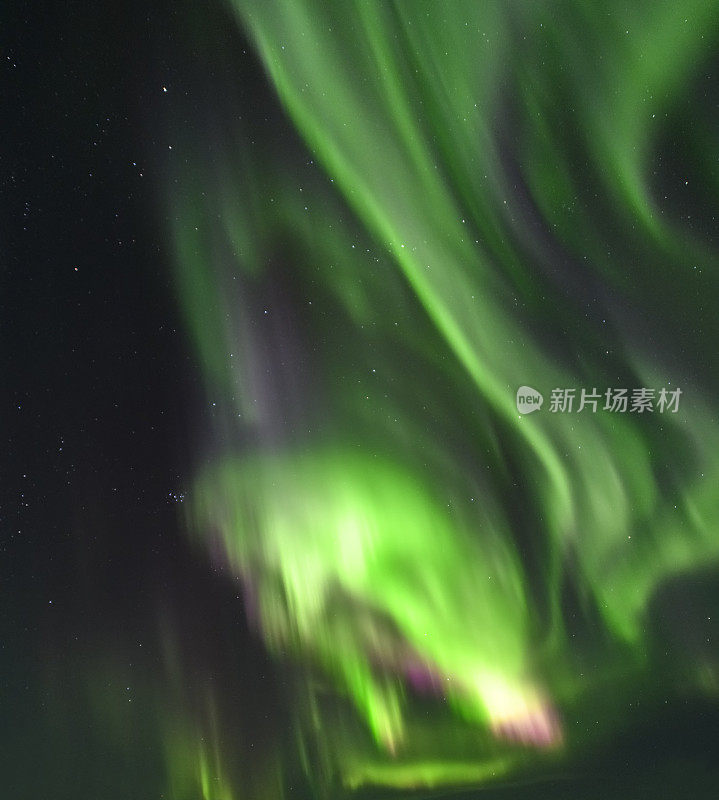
[4,2,719,798]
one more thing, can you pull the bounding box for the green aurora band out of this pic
[164,0,719,795]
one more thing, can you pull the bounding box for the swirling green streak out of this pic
[167,0,719,788]
[587,0,715,237]
[172,212,233,395]
[171,0,701,668]
[342,756,515,791]
[235,0,577,535]
[521,0,719,283]
[228,0,673,644]
[588,393,719,633]
[171,179,661,654]
[192,452,531,721]
[215,4,719,650]
[391,14,533,300]
[174,0,687,682]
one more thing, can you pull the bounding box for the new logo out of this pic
[516,386,544,414]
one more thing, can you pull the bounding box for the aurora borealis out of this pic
[5,0,719,797]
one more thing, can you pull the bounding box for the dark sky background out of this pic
[3,3,719,799]
[3,0,187,648]
[3,3,283,796]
